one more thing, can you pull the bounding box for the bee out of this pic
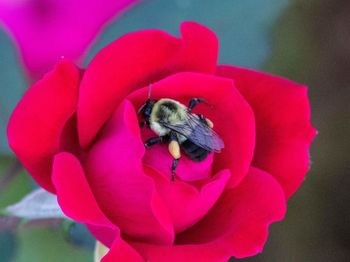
[138,85,224,181]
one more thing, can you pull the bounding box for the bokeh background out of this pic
[0,0,349,261]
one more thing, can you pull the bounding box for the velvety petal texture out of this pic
[101,228,144,262]
[132,167,286,261]
[0,0,139,80]
[7,60,81,192]
[87,224,117,248]
[78,22,218,148]
[216,66,316,198]
[52,152,111,226]
[146,167,231,233]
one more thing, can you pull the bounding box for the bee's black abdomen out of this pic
[181,139,210,162]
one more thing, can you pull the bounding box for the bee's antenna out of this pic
[148,84,152,100]
[204,101,214,109]
[200,98,214,109]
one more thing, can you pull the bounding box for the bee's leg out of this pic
[188,98,207,111]
[168,131,181,181]
[198,114,214,128]
[144,136,163,148]
[139,120,150,128]
[171,159,179,181]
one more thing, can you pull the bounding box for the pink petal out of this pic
[52,152,111,226]
[128,72,255,188]
[85,100,174,245]
[101,228,145,262]
[7,60,81,193]
[146,167,231,233]
[77,22,218,148]
[87,224,117,248]
[132,167,286,261]
[0,0,139,80]
[216,65,317,198]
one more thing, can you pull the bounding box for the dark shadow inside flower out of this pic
[59,114,84,158]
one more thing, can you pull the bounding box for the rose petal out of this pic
[78,22,218,148]
[146,166,230,233]
[87,224,117,248]
[216,65,317,198]
[52,152,111,226]
[58,114,81,157]
[7,60,81,192]
[85,100,174,245]
[101,228,145,262]
[172,21,218,73]
[132,167,286,261]
[0,0,139,80]
[128,72,255,187]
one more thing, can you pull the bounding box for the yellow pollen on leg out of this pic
[168,141,181,159]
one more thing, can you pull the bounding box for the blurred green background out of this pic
[1,0,349,261]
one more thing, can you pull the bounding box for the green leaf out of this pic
[0,29,27,155]
[87,0,289,67]
[0,157,31,210]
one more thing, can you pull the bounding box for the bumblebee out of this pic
[138,86,224,181]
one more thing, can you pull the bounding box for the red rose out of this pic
[7,22,316,261]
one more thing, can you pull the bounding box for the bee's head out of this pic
[138,99,156,120]
[138,84,157,121]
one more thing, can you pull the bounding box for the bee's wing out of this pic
[160,112,224,152]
